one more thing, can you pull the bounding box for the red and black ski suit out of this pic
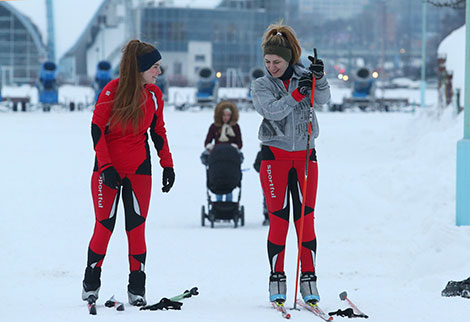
[251,63,331,275]
[260,146,318,273]
[87,78,173,272]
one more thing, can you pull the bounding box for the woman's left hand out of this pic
[162,167,175,193]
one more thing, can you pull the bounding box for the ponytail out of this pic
[261,22,301,64]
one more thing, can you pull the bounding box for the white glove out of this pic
[205,143,214,151]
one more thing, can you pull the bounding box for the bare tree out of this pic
[427,0,465,9]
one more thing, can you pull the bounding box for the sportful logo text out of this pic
[267,165,276,198]
[97,176,104,208]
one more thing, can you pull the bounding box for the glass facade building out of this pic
[0,3,46,85]
[60,0,285,84]
[139,1,285,77]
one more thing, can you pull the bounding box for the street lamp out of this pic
[420,1,427,108]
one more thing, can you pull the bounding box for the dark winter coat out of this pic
[204,123,242,149]
[204,101,243,149]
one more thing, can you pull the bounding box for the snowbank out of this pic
[438,24,465,96]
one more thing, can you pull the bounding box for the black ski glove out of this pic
[140,297,183,311]
[101,166,121,190]
[162,167,175,193]
[297,73,313,96]
[307,56,324,79]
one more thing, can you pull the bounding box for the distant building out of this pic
[59,0,285,85]
[298,0,368,23]
[59,0,134,85]
[287,0,462,78]
[0,2,47,85]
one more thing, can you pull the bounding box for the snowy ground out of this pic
[1,84,470,321]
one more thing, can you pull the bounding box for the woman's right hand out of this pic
[100,166,121,189]
[297,73,313,96]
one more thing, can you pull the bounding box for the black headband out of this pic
[264,46,292,63]
[137,49,162,72]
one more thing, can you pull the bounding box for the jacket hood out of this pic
[214,101,239,126]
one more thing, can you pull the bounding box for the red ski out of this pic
[272,300,291,319]
[296,300,333,321]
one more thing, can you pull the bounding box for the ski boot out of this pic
[128,271,147,306]
[269,271,287,302]
[442,277,470,298]
[82,266,101,301]
[300,272,320,304]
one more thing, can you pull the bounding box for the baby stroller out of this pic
[201,144,245,228]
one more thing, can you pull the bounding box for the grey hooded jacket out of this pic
[251,64,330,151]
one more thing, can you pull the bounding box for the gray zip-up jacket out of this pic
[251,64,330,151]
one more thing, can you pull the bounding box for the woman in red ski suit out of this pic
[251,23,330,304]
[81,40,175,307]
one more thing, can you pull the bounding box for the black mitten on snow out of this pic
[162,167,175,193]
[307,56,324,79]
[101,166,121,189]
[297,73,313,96]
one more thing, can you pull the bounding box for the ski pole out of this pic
[293,48,317,309]
[339,291,368,318]
[169,287,199,302]
[140,287,199,311]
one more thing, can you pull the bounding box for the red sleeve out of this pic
[204,124,216,147]
[233,123,242,149]
[147,85,174,168]
[291,88,306,102]
[91,80,117,172]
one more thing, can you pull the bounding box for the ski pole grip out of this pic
[339,291,347,301]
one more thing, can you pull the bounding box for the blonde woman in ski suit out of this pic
[251,23,330,304]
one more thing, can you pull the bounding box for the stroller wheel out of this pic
[241,205,245,226]
[234,216,238,228]
[209,210,215,228]
[201,206,205,227]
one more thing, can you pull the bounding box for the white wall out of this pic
[86,0,127,78]
[187,41,212,83]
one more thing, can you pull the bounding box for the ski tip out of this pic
[339,291,347,300]
[88,305,97,315]
[116,303,125,311]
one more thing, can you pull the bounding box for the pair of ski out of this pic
[86,295,124,315]
[272,291,368,321]
[271,299,331,321]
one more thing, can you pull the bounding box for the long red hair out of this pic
[109,40,156,132]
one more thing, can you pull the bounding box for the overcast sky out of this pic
[8,0,221,60]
